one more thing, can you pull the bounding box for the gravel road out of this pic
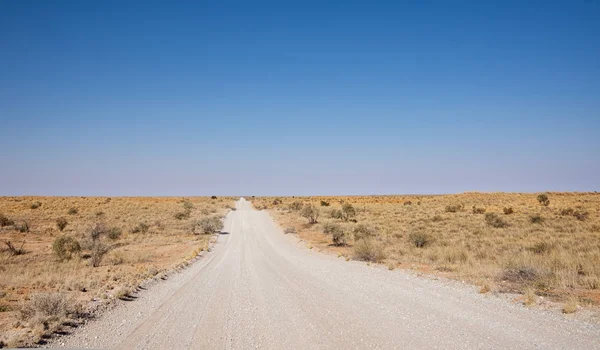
[52,198,600,349]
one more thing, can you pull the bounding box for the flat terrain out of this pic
[0,196,233,347]
[254,193,600,312]
[51,198,600,349]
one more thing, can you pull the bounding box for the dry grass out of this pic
[255,193,600,311]
[0,196,234,347]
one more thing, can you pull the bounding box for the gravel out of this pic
[49,198,600,349]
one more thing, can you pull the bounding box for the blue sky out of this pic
[1,1,599,195]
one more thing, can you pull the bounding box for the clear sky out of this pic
[1,1,599,196]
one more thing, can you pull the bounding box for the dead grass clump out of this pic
[0,213,14,227]
[174,211,190,220]
[107,227,122,240]
[528,242,552,255]
[503,207,514,215]
[289,201,303,211]
[2,240,26,256]
[352,239,386,263]
[30,201,42,209]
[485,213,508,228]
[408,232,431,248]
[194,216,223,234]
[20,293,76,338]
[573,210,589,221]
[90,242,110,267]
[523,287,537,305]
[529,214,544,224]
[445,204,463,213]
[56,217,68,231]
[563,297,578,314]
[560,208,574,216]
[284,227,296,234]
[472,206,486,214]
[353,224,377,240]
[67,207,78,215]
[132,222,149,234]
[52,236,81,261]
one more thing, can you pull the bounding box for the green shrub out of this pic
[537,193,550,206]
[301,205,320,224]
[408,232,431,248]
[56,217,68,231]
[52,236,81,261]
[485,213,508,228]
[352,239,386,262]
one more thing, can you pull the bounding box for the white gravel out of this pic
[49,198,600,349]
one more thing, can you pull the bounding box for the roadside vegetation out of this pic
[254,193,600,314]
[0,196,233,348]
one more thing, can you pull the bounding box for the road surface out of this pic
[54,198,600,349]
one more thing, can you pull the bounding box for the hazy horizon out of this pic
[2,1,599,196]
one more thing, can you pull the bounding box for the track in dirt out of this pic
[55,198,600,349]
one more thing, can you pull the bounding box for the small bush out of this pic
[403,200,412,206]
[353,224,376,240]
[289,201,303,211]
[16,221,29,233]
[573,210,589,221]
[132,222,149,234]
[323,222,342,235]
[341,203,356,222]
[472,206,486,214]
[107,227,122,240]
[0,214,14,227]
[52,236,81,261]
[537,193,550,206]
[301,205,320,224]
[174,211,190,220]
[352,239,386,263]
[320,200,330,207]
[445,204,463,213]
[91,242,110,267]
[284,227,296,234]
[56,217,68,231]
[560,208,574,216]
[194,216,223,234]
[330,209,343,219]
[211,195,217,199]
[182,201,194,211]
[30,201,42,209]
[503,207,514,215]
[68,207,78,215]
[485,213,508,228]
[408,232,431,248]
[529,214,544,224]
[21,293,73,320]
[431,215,444,222]
[272,198,282,205]
[331,228,347,246]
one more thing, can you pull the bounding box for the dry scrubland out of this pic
[0,196,233,348]
[254,193,600,314]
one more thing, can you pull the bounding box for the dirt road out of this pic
[54,198,600,349]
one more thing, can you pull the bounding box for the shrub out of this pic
[341,203,356,222]
[52,236,81,261]
[320,200,330,207]
[472,206,486,214]
[21,293,73,320]
[503,207,514,215]
[331,228,347,246]
[211,195,217,199]
[284,227,296,234]
[330,209,343,219]
[431,215,444,222]
[182,201,194,211]
[537,193,550,206]
[560,208,574,216]
[289,201,303,211]
[445,204,463,213]
[56,217,68,231]
[174,211,190,220]
[194,216,223,234]
[16,221,29,233]
[0,214,14,227]
[272,198,282,205]
[323,222,342,235]
[353,224,376,240]
[485,213,508,228]
[352,239,386,263]
[91,242,110,267]
[30,201,42,209]
[301,205,320,224]
[403,201,412,206]
[529,214,544,224]
[573,210,589,221]
[89,222,108,240]
[132,222,149,234]
[68,207,78,215]
[408,232,431,248]
[107,227,122,240]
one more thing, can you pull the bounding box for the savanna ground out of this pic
[0,196,234,348]
[253,193,600,316]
